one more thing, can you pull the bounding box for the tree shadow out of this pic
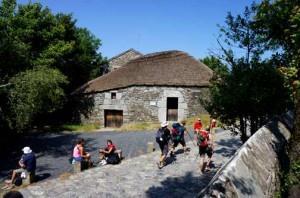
[0,132,96,180]
[70,94,95,123]
[214,137,242,158]
[146,171,215,198]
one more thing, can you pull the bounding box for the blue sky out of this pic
[18,0,255,59]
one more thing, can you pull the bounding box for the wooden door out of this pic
[104,110,123,128]
[167,97,178,121]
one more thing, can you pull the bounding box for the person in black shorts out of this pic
[196,129,212,172]
[156,121,171,168]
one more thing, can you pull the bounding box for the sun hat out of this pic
[161,121,169,128]
[22,146,32,154]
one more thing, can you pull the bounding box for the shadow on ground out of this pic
[0,132,83,179]
[146,171,215,198]
[214,135,242,158]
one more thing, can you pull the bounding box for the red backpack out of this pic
[197,130,209,147]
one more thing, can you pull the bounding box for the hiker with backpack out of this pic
[155,121,171,169]
[195,128,213,173]
[170,121,188,156]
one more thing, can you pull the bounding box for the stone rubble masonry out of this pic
[80,86,209,125]
[108,50,142,72]
[198,112,294,198]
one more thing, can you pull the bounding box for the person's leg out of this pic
[199,147,207,172]
[171,140,178,156]
[180,138,186,152]
[5,168,23,184]
[206,147,213,170]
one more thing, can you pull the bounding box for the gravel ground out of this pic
[0,131,163,182]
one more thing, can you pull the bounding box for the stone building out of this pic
[108,48,143,72]
[75,50,212,127]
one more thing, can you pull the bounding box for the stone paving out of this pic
[17,130,241,198]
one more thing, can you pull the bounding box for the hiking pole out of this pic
[186,130,196,147]
[186,130,199,161]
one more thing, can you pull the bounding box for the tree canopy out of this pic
[0,0,106,132]
[203,5,291,142]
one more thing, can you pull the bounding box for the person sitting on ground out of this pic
[73,138,92,168]
[195,128,212,173]
[194,118,203,133]
[170,122,187,156]
[155,121,171,169]
[3,147,36,189]
[99,139,121,165]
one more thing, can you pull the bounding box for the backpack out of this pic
[106,153,120,164]
[197,132,207,146]
[178,126,185,137]
[156,128,164,141]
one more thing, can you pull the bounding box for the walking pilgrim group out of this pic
[155,118,217,171]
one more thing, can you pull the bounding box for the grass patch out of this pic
[118,114,214,132]
[61,123,101,132]
[185,114,211,128]
[119,122,160,131]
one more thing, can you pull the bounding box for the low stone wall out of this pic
[198,112,294,198]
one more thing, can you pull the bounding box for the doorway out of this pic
[166,97,178,121]
[104,110,123,128]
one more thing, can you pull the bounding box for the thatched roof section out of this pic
[75,50,213,94]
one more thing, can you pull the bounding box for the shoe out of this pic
[170,152,175,158]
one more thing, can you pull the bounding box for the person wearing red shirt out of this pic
[195,129,213,173]
[194,118,203,133]
[99,139,121,165]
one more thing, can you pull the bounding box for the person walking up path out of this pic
[155,121,171,169]
[196,129,212,173]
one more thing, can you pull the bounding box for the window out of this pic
[111,92,116,99]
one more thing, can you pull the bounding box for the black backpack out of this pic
[106,153,120,164]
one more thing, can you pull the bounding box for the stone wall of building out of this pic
[108,50,142,71]
[80,86,209,126]
[198,112,294,198]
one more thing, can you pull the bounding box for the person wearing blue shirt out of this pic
[2,146,36,189]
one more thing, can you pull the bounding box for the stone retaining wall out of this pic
[198,112,294,198]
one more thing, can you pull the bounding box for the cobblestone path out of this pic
[19,130,241,198]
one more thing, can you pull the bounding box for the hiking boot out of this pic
[170,152,175,158]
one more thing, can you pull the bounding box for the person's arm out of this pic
[106,147,113,154]
[19,158,25,168]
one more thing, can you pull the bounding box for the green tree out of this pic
[255,0,300,100]
[8,67,68,131]
[255,1,300,195]
[200,55,229,77]
[0,0,106,132]
[204,5,291,142]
